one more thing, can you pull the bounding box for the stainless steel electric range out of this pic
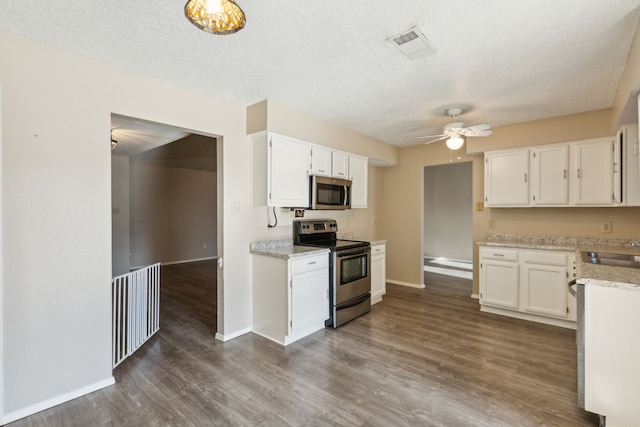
[293,219,371,327]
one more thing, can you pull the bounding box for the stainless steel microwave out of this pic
[310,175,351,210]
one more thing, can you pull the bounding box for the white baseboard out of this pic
[161,257,217,266]
[471,293,479,300]
[480,305,576,330]
[2,376,115,425]
[215,326,252,342]
[424,256,472,264]
[371,290,385,304]
[386,279,425,289]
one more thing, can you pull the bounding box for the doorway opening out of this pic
[423,162,473,293]
[110,114,220,336]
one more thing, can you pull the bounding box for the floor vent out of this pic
[386,26,436,61]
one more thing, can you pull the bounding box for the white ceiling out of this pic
[2,1,640,148]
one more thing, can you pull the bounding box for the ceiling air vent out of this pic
[386,26,435,61]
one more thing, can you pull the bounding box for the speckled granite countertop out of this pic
[478,234,640,286]
[368,239,387,246]
[578,278,640,291]
[250,240,329,260]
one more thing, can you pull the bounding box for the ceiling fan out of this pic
[418,107,492,150]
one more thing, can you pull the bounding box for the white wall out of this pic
[111,155,130,276]
[423,162,473,261]
[0,30,247,422]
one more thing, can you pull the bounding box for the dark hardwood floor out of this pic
[8,260,599,426]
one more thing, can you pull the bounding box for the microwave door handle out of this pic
[344,184,348,206]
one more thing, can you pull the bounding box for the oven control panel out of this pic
[294,219,338,235]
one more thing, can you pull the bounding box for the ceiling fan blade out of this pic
[417,133,445,139]
[465,130,493,137]
[421,135,448,145]
[465,123,491,132]
[461,124,492,137]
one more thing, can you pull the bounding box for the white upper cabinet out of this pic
[618,124,640,206]
[484,149,530,206]
[331,150,350,178]
[310,145,352,179]
[484,136,622,207]
[269,134,310,207]
[569,138,615,205]
[309,145,332,176]
[531,144,569,205]
[349,154,368,208]
[252,132,370,209]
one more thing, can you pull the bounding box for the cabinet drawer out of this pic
[371,244,385,259]
[521,251,568,266]
[291,254,328,274]
[480,247,518,261]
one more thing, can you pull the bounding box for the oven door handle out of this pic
[336,248,370,259]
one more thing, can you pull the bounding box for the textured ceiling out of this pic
[2,1,640,149]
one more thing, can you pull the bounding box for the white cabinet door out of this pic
[484,149,530,206]
[349,154,368,208]
[268,134,310,207]
[310,145,331,176]
[570,138,614,205]
[480,259,519,309]
[531,144,569,205]
[370,243,386,304]
[290,268,329,334]
[331,150,350,178]
[619,124,640,206]
[521,263,568,319]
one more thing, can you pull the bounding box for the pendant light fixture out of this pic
[446,135,464,150]
[184,0,246,35]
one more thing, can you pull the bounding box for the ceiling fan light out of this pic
[446,135,464,150]
[184,0,246,35]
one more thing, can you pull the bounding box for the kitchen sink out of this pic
[581,251,640,268]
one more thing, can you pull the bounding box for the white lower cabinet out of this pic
[479,246,576,328]
[252,252,329,345]
[521,251,569,319]
[371,243,386,304]
[479,248,519,309]
[290,260,329,335]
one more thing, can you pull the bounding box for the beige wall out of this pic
[247,99,398,166]
[382,143,483,287]
[384,109,640,294]
[130,163,217,267]
[0,30,247,421]
[245,99,392,244]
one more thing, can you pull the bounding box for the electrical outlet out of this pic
[476,202,484,212]
[600,222,612,233]
[488,218,495,229]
